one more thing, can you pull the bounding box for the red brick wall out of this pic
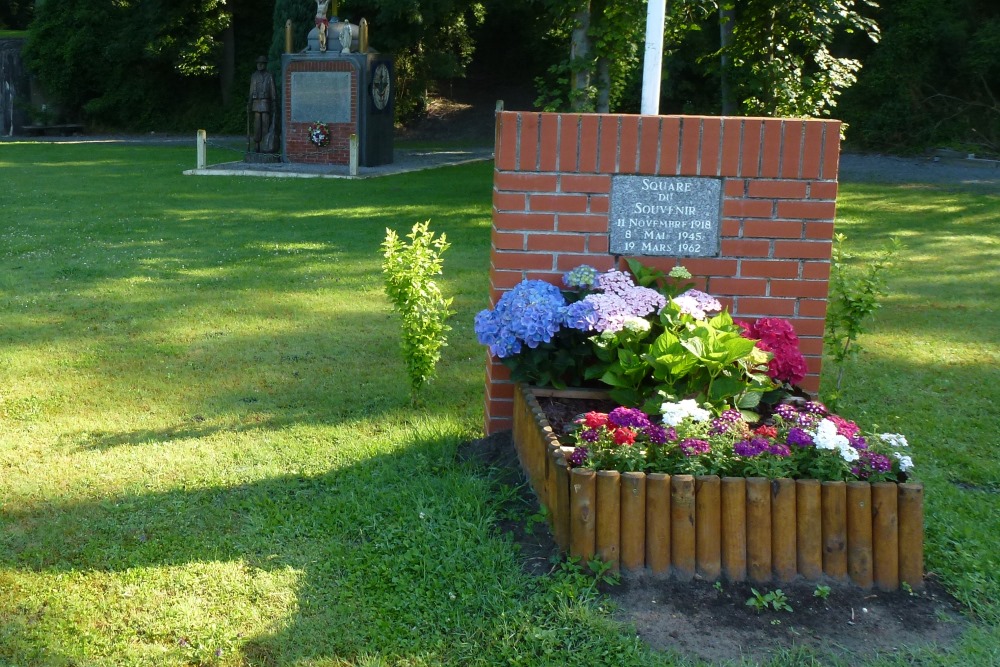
[284,59,357,165]
[485,112,842,434]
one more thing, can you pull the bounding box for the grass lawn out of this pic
[0,141,998,666]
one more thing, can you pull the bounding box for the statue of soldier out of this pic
[247,56,277,153]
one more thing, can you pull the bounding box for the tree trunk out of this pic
[220,23,236,107]
[570,0,592,111]
[596,56,610,112]
[719,4,735,115]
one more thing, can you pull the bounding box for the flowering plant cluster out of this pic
[308,121,331,147]
[566,399,914,483]
[475,262,803,412]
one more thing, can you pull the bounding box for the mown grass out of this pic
[0,141,997,666]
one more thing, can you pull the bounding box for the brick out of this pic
[736,297,797,316]
[492,191,526,211]
[780,121,804,179]
[721,239,771,257]
[494,172,559,192]
[740,260,800,279]
[809,181,838,200]
[748,180,808,199]
[680,117,701,174]
[557,214,610,233]
[720,117,743,177]
[804,356,823,375]
[723,199,774,218]
[805,221,835,240]
[559,114,581,172]
[796,337,825,356]
[525,271,565,283]
[530,193,589,213]
[491,229,525,251]
[720,219,741,236]
[487,356,511,382]
[518,113,540,171]
[741,119,763,177]
[486,379,516,400]
[700,117,722,176]
[639,116,661,173]
[599,115,620,173]
[490,268,523,291]
[708,277,768,296]
[492,252,555,271]
[588,234,610,253]
[790,318,827,337]
[777,200,837,220]
[494,211,556,231]
[773,241,832,259]
[526,233,587,252]
[560,174,611,194]
[798,299,829,318]
[761,119,783,178]
[769,279,831,298]
[802,261,832,280]
[495,113,517,170]
[821,122,842,180]
[589,196,609,214]
[658,117,681,175]
[539,114,560,171]
[744,220,804,239]
[801,122,825,180]
[681,258,739,277]
[579,115,601,172]
[724,179,747,197]
[557,254,614,271]
[619,115,641,173]
[798,374,821,394]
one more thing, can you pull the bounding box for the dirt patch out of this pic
[457,429,967,665]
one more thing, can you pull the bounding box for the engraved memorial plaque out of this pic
[609,176,722,257]
[291,72,351,123]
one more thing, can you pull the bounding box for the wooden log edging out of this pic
[511,384,925,590]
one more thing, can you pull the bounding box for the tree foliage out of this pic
[0,0,33,30]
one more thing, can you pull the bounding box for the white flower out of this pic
[812,419,849,451]
[661,399,711,426]
[880,433,909,448]
[894,453,915,472]
[672,295,706,320]
[622,316,650,333]
[839,445,860,463]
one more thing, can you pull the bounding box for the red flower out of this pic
[582,411,609,429]
[739,318,807,385]
[754,425,778,439]
[612,428,637,446]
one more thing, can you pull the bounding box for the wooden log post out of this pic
[821,481,848,580]
[671,475,696,580]
[847,481,874,589]
[595,471,622,573]
[796,479,823,580]
[620,472,647,571]
[646,473,671,575]
[570,468,597,563]
[898,483,924,591]
[553,458,571,551]
[721,477,747,582]
[745,477,772,584]
[771,478,797,583]
[695,475,721,581]
[872,482,900,591]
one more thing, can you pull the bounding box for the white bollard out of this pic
[349,133,359,176]
[196,129,207,169]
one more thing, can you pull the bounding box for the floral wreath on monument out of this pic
[308,121,331,147]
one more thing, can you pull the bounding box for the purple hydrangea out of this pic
[562,299,602,332]
[678,289,722,315]
[572,293,631,333]
[608,407,652,430]
[474,281,567,357]
[595,270,666,317]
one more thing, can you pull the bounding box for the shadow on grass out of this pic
[0,426,515,664]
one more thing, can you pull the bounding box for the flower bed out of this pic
[512,384,925,592]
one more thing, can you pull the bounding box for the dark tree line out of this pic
[16,0,1000,151]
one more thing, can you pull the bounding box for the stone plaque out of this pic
[609,176,722,257]
[290,72,351,123]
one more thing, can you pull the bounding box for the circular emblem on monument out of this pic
[372,64,391,111]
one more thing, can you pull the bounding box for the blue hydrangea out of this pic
[563,265,600,289]
[474,280,567,358]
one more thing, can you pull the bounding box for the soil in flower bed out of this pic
[458,426,967,665]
